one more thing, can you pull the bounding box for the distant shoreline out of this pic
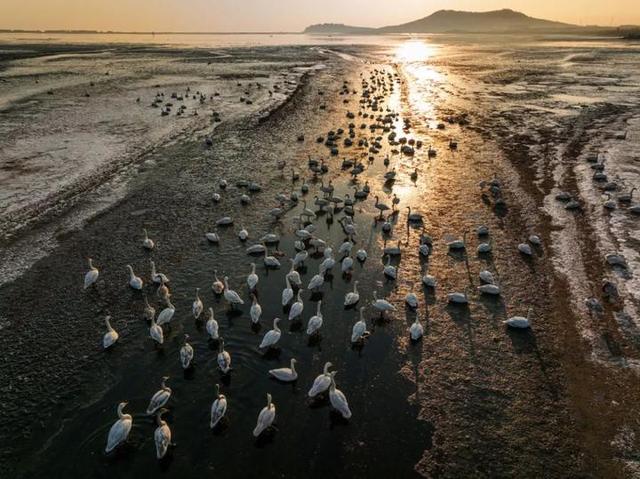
[0,29,301,35]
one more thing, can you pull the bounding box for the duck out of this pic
[217,338,232,374]
[405,292,418,309]
[351,307,370,343]
[306,301,323,335]
[253,393,276,437]
[192,288,204,319]
[147,377,171,415]
[103,316,119,349]
[180,335,194,369]
[105,402,133,453]
[282,276,294,306]
[223,276,244,308]
[409,314,424,340]
[157,299,175,327]
[289,289,304,321]
[269,358,298,382]
[154,410,172,459]
[210,384,227,429]
[259,318,282,349]
[126,265,143,290]
[206,308,219,339]
[308,362,333,397]
[344,281,360,307]
[150,260,170,284]
[250,294,262,324]
[504,307,533,328]
[372,291,396,316]
[149,315,164,344]
[142,228,155,250]
[247,263,259,290]
[329,372,352,419]
[212,270,225,294]
[84,258,99,289]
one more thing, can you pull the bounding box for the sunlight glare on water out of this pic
[394,39,436,63]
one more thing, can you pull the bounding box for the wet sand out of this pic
[1,36,639,478]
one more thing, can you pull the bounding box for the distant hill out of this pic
[305,9,581,34]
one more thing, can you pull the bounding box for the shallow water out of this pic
[1,34,640,478]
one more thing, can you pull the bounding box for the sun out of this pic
[394,40,435,63]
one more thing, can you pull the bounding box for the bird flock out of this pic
[83,65,536,460]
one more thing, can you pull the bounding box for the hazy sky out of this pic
[1,0,637,31]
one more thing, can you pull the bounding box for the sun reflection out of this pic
[394,40,435,63]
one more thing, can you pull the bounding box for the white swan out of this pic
[419,243,430,257]
[478,284,501,295]
[409,314,424,340]
[154,409,171,459]
[105,402,132,453]
[308,362,333,397]
[206,308,219,339]
[344,281,360,307]
[263,247,281,269]
[103,316,119,349]
[282,276,294,306]
[150,315,164,344]
[406,206,423,222]
[319,255,336,274]
[405,292,418,309]
[341,254,354,274]
[143,296,156,321]
[217,338,232,374]
[447,232,467,250]
[447,290,469,304]
[383,256,397,279]
[293,249,308,267]
[180,334,194,369]
[157,299,175,326]
[223,276,244,308]
[210,384,227,429]
[260,318,282,349]
[147,377,171,414]
[477,225,489,236]
[338,240,353,256]
[477,240,492,254]
[289,289,304,321]
[307,271,324,291]
[126,265,143,290]
[253,393,276,437]
[372,291,396,316]
[356,249,367,262]
[84,258,99,289]
[157,277,170,300]
[287,259,302,287]
[518,243,533,255]
[247,263,259,290]
[269,358,298,382]
[528,234,542,246]
[238,226,249,241]
[306,301,323,335]
[205,230,220,243]
[374,195,390,217]
[329,372,352,419]
[150,260,170,284]
[504,308,533,328]
[479,270,495,284]
[142,228,155,250]
[216,216,233,226]
[250,294,262,324]
[383,241,402,256]
[351,307,369,343]
[422,274,436,288]
[212,270,224,294]
[192,288,203,319]
[246,243,266,255]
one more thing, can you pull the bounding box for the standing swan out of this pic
[105,402,132,453]
[253,393,276,437]
[143,296,156,321]
[103,316,119,349]
[192,288,203,319]
[259,318,282,349]
[504,307,533,328]
[154,409,171,459]
[329,372,352,419]
[410,314,424,340]
[286,259,302,287]
[126,265,143,290]
[282,276,294,306]
[247,263,259,291]
[223,277,244,309]
[372,291,396,317]
[351,307,369,343]
[84,258,99,289]
[306,301,323,335]
[269,358,298,382]
[308,362,333,397]
[180,334,194,369]
[288,289,304,321]
[149,315,164,345]
[206,308,219,340]
[147,377,171,415]
[210,384,228,429]
[157,299,175,327]
[212,270,225,295]
[250,294,262,324]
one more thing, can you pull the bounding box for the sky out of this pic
[0,0,637,32]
